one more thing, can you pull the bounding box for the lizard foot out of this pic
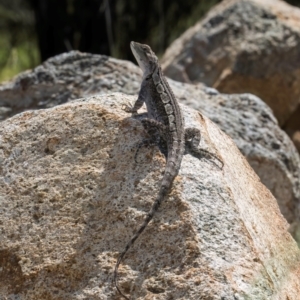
[134,138,155,164]
[185,127,223,169]
[122,102,137,114]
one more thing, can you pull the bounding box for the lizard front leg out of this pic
[135,118,168,160]
[123,79,149,114]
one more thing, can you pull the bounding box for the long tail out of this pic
[114,186,168,299]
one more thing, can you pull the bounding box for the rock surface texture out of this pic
[0,51,300,241]
[0,51,141,121]
[284,106,300,153]
[170,81,300,240]
[1,93,300,299]
[161,0,300,126]
[291,131,300,154]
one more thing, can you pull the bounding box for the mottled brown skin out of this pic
[113,42,219,299]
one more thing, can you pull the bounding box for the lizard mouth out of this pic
[130,41,148,73]
[130,42,141,59]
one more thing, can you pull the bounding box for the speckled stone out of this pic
[0,93,300,299]
[162,0,300,126]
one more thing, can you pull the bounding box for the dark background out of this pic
[0,0,299,82]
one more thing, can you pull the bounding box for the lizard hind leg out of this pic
[140,118,168,159]
[185,127,223,169]
[134,138,156,164]
[132,118,167,164]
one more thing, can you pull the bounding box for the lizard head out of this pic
[130,41,158,77]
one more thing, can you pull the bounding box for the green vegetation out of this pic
[0,32,39,82]
[0,0,39,82]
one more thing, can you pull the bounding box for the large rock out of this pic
[284,106,300,152]
[1,93,300,299]
[0,51,299,241]
[291,131,300,154]
[170,81,300,237]
[0,51,141,121]
[161,0,300,126]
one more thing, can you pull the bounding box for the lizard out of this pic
[114,41,222,299]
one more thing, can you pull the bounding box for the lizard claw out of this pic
[122,102,137,114]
